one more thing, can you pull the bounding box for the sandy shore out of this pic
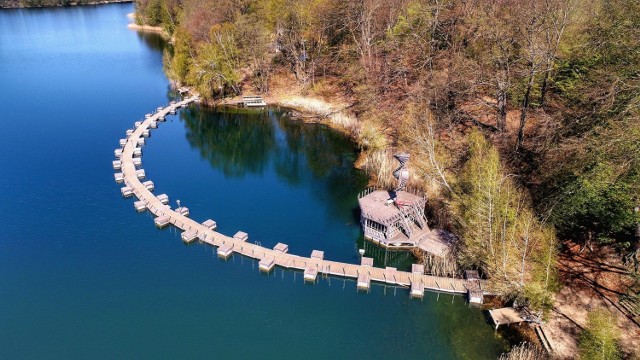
[127,23,166,35]
[126,12,171,38]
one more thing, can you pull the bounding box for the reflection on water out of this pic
[134,31,166,53]
[181,107,276,177]
[178,105,431,270]
[180,106,368,222]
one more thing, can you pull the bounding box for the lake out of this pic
[0,4,507,358]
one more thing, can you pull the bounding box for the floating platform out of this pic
[181,230,197,244]
[218,244,233,259]
[412,264,424,275]
[311,250,324,260]
[121,186,133,197]
[410,282,425,299]
[157,194,169,204]
[465,270,483,305]
[176,207,189,217]
[361,257,374,267]
[304,265,318,282]
[134,200,147,212]
[233,231,248,242]
[259,257,275,272]
[114,172,124,183]
[154,215,170,228]
[202,219,217,230]
[357,273,371,291]
[142,180,154,191]
[274,243,288,253]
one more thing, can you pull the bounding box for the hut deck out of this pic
[358,190,422,222]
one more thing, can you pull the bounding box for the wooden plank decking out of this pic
[116,97,479,297]
[488,307,525,329]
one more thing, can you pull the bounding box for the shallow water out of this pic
[0,4,508,358]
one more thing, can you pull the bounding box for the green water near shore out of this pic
[0,4,508,358]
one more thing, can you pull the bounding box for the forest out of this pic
[133,0,639,338]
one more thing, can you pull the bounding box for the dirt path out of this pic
[544,242,639,359]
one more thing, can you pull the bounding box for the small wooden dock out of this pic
[488,307,525,330]
[113,96,488,299]
[242,95,266,107]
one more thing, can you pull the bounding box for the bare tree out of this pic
[539,0,571,106]
[516,0,546,150]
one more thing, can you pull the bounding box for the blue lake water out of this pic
[0,4,507,358]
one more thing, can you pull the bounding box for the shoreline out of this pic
[193,89,367,167]
[126,12,172,40]
[0,0,132,9]
[210,94,357,136]
[127,23,169,37]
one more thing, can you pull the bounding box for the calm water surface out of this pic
[0,4,507,358]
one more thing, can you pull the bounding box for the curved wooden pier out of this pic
[115,97,483,298]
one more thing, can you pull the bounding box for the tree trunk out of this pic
[496,87,507,131]
[634,205,639,272]
[517,75,534,151]
[539,63,550,106]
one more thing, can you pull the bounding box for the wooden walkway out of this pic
[115,97,481,297]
